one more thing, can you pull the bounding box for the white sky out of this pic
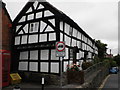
[2,0,119,56]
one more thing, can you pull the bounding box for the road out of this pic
[102,69,119,90]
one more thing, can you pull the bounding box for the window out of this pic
[30,50,38,60]
[65,23,70,35]
[19,62,28,70]
[64,61,68,72]
[41,50,49,60]
[65,35,71,46]
[29,62,38,71]
[15,36,20,45]
[49,33,56,41]
[20,51,28,60]
[21,35,27,44]
[73,28,77,37]
[51,49,59,60]
[39,34,47,42]
[51,63,59,73]
[29,34,38,43]
[30,22,39,33]
[41,62,48,72]
[60,21,63,31]
[69,27,73,36]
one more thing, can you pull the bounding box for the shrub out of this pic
[67,63,80,72]
[82,62,93,70]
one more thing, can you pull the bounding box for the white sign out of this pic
[42,77,44,84]
[56,42,65,57]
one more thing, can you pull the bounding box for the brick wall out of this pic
[0,6,12,50]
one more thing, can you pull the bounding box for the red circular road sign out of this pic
[56,42,65,52]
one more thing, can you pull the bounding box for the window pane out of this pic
[40,62,48,72]
[73,28,77,37]
[29,62,38,71]
[65,35,70,46]
[65,23,70,35]
[49,33,56,41]
[64,61,68,72]
[30,50,38,60]
[30,22,39,33]
[39,34,47,42]
[51,63,59,73]
[20,51,28,60]
[51,49,59,60]
[29,34,38,43]
[21,35,27,44]
[60,21,63,31]
[41,50,49,60]
[60,33,63,41]
[19,62,28,70]
[15,36,20,45]
[64,48,69,59]
[72,39,76,46]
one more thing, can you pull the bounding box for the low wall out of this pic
[19,72,68,86]
[81,63,109,89]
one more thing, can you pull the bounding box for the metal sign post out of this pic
[56,42,65,88]
[56,42,65,57]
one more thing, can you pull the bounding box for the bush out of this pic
[82,62,93,70]
[93,56,100,63]
[67,64,80,72]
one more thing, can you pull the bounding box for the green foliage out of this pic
[103,58,117,67]
[103,59,110,67]
[114,54,120,66]
[82,62,93,70]
[96,40,107,59]
[93,56,101,64]
[67,64,80,72]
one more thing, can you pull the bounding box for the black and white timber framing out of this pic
[11,0,98,75]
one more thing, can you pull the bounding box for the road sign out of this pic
[56,42,65,57]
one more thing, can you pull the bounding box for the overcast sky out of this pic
[2,0,119,55]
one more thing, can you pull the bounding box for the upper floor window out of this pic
[30,22,39,33]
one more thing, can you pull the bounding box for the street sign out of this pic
[56,42,65,57]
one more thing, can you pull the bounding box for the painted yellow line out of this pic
[98,75,110,90]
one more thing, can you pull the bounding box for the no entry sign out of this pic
[56,42,65,57]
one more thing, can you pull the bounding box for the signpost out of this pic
[56,41,65,88]
[56,42,65,57]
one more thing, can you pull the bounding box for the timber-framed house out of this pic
[11,0,98,75]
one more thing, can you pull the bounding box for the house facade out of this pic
[11,0,98,75]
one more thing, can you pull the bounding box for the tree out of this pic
[114,54,120,66]
[96,40,107,59]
